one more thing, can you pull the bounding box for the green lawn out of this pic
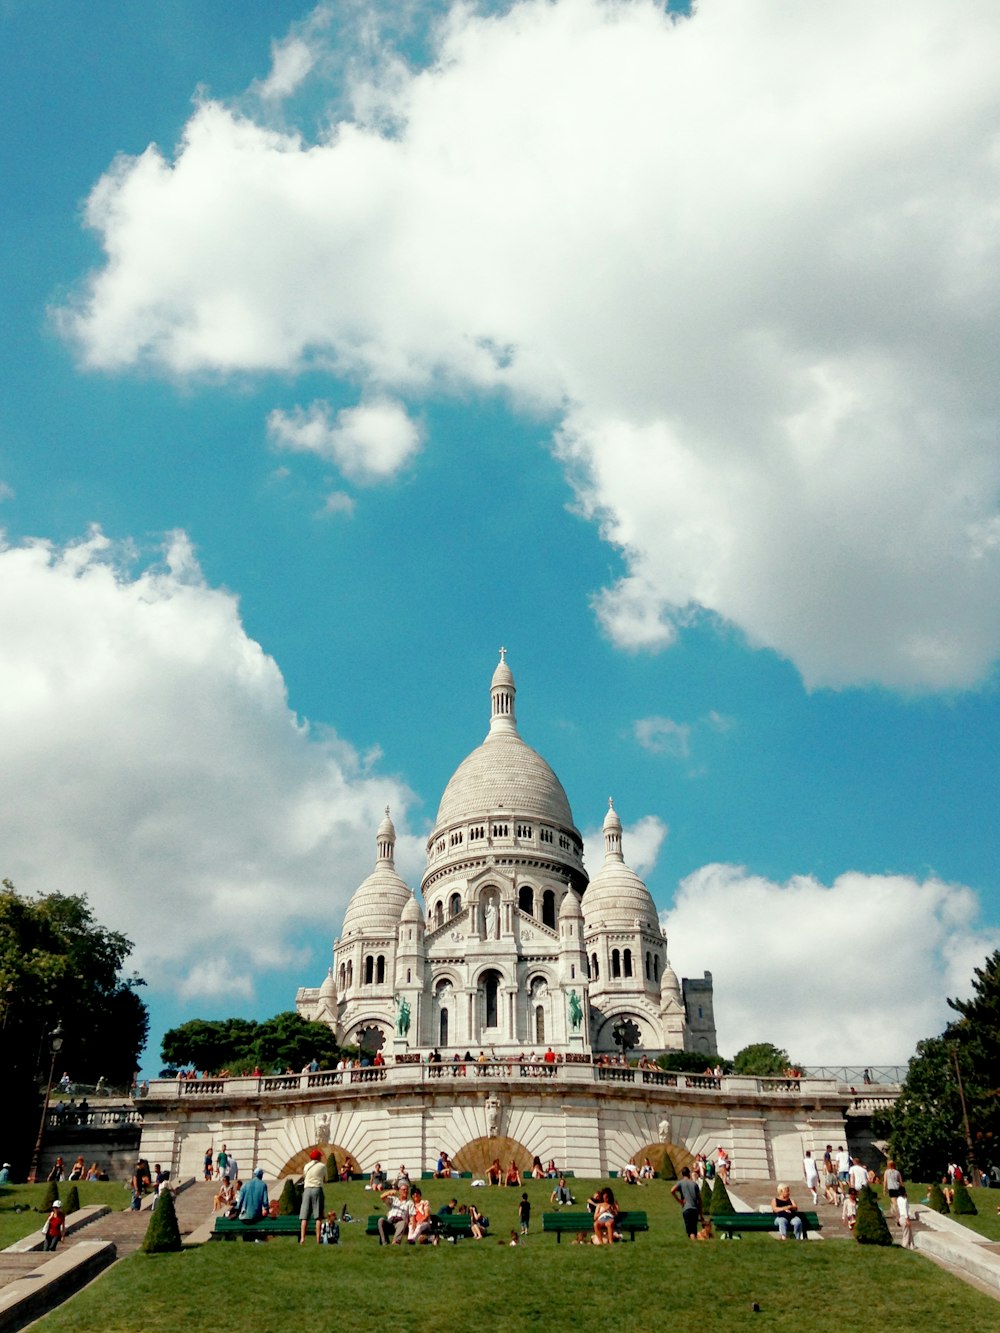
[30,1179,1000,1333]
[0,1182,129,1248]
[908,1182,1000,1242]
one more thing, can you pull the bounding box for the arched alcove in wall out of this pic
[277,1142,356,1179]
[632,1141,690,1180]
[452,1135,533,1178]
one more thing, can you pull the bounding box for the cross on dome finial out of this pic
[498,646,507,663]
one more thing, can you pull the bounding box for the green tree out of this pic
[655,1052,733,1075]
[62,1184,80,1216]
[927,1182,949,1214]
[707,1175,734,1215]
[160,1011,342,1076]
[1,881,148,1176]
[854,1184,893,1246]
[732,1043,794,1077]
[277,1178,300,1216]
[883,952,1000,1178]
[952,1181,977,1215]
[141,1189,181,1253]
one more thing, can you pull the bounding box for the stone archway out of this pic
[277,1142,355,1179]
[634,1141,690,1181]
[452,1135,533,1179]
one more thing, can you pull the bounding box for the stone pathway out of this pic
[67,1181,217,1258]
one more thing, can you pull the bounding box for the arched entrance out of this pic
[633,1141,689,1180]
[277,1142,356,1179]
[452,1135,533,1179]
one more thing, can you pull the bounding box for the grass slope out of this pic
[0,1183,129,1248]
[30,1179,1000,1333]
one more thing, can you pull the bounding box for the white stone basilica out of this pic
[297,653,716,1059]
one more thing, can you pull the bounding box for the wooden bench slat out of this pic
[542,1210,649,1242]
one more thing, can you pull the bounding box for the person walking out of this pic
[42,1200,65,1251]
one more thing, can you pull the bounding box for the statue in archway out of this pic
[568,989,583,1032]
[315,1113,331,1145]
[485,1092,501,1138]
[484,899,499,940]
[658,1118,671,1144]
[396,995,411,1037]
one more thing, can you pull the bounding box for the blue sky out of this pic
[2,0,999,1072]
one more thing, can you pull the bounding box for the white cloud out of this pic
[661,864,1000,1064]
[583,812,668,880]
[0,528,412,1001]
[59,0,1000,691]
[634,716,691,758]
[0,481,13,502]
[322,489,356,516]
[258,36,318,102]
[268,399,422,482]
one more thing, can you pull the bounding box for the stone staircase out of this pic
[68,1181,217,1259]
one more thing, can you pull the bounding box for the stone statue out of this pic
[315,1113,331,1145]
[568,988,583,1032]
[484,900,498,940]
[486,1093,500,1138]
[658,1118,671,1144]
[396,994,411,1038]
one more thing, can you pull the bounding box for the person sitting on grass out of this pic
[550,1175,574,1206]
[593,1187,619,1244]
[639,1159,654,1181]
[469,1203,487,1240]
[369,1162,386,1191]
[505,1159,522,1187]
[487,1158,502,1186]
[507,1230,520,1246]
[531,1156,545,1179]
[772,1184,804,1240]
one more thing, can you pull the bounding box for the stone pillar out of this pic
[727,1114,772,1182]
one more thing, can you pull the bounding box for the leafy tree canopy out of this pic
[655,1051,733,1074]
[732,1042,794,1077]
[882,950,1000,1179]
[1,879,148,1090]
[161,1010,344,1075]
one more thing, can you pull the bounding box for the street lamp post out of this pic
[27,1021,64,1184]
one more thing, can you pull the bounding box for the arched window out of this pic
[590,953,599,980]
[406,968,412,984]
[434,901,444,928]
[364,955,374,985]
[542,889,556,929]
[376,955,386,985]
[339,964,346,990]
[518,885,534,916]
[535,1005,545,1043]
[645,951,651,980]
[347,960,353,988]
[624,949,633,979]
[481,970,501,1029]
[653,957,660,983]
[440,1008,449,1046]
[450,893,461,917]
[611,949,621,979]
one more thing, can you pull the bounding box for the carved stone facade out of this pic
[296,654,716,1058]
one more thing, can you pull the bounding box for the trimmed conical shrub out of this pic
[278,1178,299,1215]
[700,1180,713,1213]
[39,1182,58,1212]
[658,1154,677,1181]
[708,1175,735,1215]
[141,1187,181,1253]
[325,1153,338,1183]
[855,1185,893,1246]
[953,1181,978,1215]
[62,1184,80,1216]
[927,1182,950,1214]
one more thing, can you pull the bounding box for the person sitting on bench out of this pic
[772,1184,804,1240]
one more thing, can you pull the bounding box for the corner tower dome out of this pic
[341,808,413,937]
[433,650,575,830]
[583,799,659,932]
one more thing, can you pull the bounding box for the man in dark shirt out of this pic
[671,1166,703,1240]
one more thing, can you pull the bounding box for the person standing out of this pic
[671,1166,703,1241]
[803,1150,819,1205]
[300,1149,327,1245]
[518,1192,531,1235]
[216,1144,229,1181]
[203,1146,213,1182]
[42,1200,65,1251]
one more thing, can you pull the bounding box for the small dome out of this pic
[660,964,682,998]
[559,889,583,920]
[341,815,411,936]
[320,968,337,998]
[583,802,659,932]
[492,656,514,688]
[401,892,422,923]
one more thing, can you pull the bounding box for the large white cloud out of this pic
[662,865,1000,1064]
[58,0,1000,690]
[0,528,418,1001]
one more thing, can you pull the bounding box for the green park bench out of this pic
[211,1215,302,1241]
[542,1210,649,1242]
[419,1170,473,1179]
[365,1212,481,1240]
[711,1211,822,1239]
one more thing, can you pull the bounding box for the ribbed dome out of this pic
[434,652,576,831]
[583,799,659,932]
[436,731,574,828]
[341,810,412,936]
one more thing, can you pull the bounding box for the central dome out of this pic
[432,651,576,833]
[435,730,575,828]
